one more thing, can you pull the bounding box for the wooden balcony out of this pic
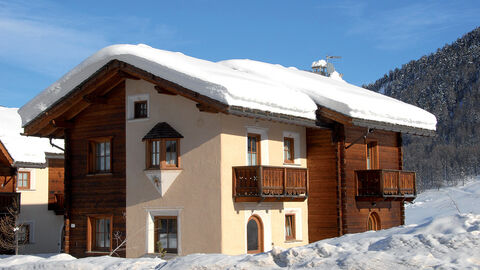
[233,166,308,202]
[356,169,416,201]
[48,193,65,215]
[0,192,20,214]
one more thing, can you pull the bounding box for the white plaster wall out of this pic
[125,79,223,257]
[17,167,64,254]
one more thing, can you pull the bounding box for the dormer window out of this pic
[143,123,183,169]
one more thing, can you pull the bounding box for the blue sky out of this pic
[0,0,479,108]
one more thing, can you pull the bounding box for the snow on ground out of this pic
[2,181,479,269]
[406,177,480,225]
[19,44,436,131]
[0,106,63,164]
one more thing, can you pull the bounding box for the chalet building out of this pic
[18,44,436,258]
[0,107,64,254]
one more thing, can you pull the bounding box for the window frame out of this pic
[366,140,379,170]
[17,224,30,244]
[17,171,31,190]
[134,100,148,119]
[87,215,113,252]
[247,133,261,166]
[88,137,113,174]
[283,137,295,164]
[285,213,296,241]
[145,138,181,169]
[154,216,178,254]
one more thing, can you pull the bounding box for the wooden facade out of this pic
[307,124,410,242]
[47,157,65,215]
[63,82,126,257]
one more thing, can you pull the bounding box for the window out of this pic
[87,216,112,252]
[284,137,294,163]
[285,214,296,240]
[134,100,148,119]
[247,134,261,166]
[247,215,263,254]
[17,224,30,244]
[17,171,30,190]
[146,139,180,169]
[88,138,112,173]
[366,141,378,169]
[367,212,381,231]
[154,216,178,253]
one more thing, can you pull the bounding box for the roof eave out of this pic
[351,118,436,137]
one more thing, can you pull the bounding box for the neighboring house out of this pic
[18,44,436,258]
[0,107,64,254]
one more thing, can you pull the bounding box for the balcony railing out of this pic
[0,192,20,214]
[356,169,416,201]
[233,166,308,202]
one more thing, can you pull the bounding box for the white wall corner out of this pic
[144,169,182,197]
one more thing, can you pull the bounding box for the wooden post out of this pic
[397,170,401,195]
[380,170,384,196]
[232,167,237,198]
[258,166,263,197]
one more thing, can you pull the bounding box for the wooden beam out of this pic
[196,103,219,113]
[83,94,107,104]
[118,70,140,80]
[154,85,177,95]
[317,106,353,126]
[51,119,74,129]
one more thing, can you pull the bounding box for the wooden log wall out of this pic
[65,82,126,257]
[306,128,340,242]
[342,125,403,233]
[48,158,65,209]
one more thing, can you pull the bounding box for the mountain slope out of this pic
[365,27,480,190]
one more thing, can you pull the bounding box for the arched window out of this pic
[367,212,381,231]
[247,215,263,254]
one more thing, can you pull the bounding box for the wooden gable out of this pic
[23,60,229,139]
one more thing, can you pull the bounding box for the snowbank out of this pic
[19,44,436,131]
[2,181,480,269]
[0,106,63,164]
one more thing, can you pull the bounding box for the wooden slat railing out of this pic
[233,166,308,201]
[356,169,416,200]
[0,192,20,214]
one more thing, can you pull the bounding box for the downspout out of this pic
[49,138,65,152]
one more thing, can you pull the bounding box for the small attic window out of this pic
[134,101,148,119]
[127,94,149,120]
[143,123,184,169]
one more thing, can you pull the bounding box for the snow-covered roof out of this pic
[0,106,63,165]
[19,44,436,132]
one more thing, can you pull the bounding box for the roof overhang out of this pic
[0,140,15,176]
[317,106,435,136]
[22,60,326,138]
